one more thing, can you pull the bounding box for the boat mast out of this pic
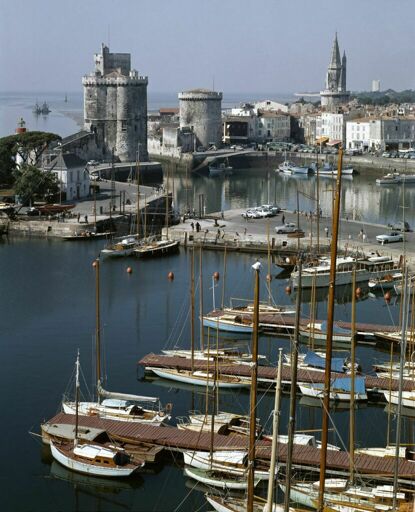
[317,146,344,512]
[199,246,204,352]
[74,349,80,445]
[136,147,140,238]
[247,262,260,512]
[316,151,320,253]
[349,267,357,483]
[284,260,303,512]
[165,166,169,240]
[190,247,195,373]
[94,258,102,400]
[221,245,227,309]
[392,266,410,509]
[265,347,283,512]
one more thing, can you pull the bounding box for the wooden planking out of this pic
[138,353,415,393]
[45,413,415,481]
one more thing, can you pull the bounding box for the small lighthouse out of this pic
[16,117,27,134]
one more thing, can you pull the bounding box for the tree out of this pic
[0,131,61,185]
[13,165,59,206]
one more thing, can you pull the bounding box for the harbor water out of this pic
[1,92,415,511]
[0,235,411,511]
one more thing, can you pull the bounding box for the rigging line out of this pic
[172,474,201,512]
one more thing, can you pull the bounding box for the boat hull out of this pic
[147,367,251,388]
[50,441,137,477]
[292,269,370,288]
[202,316,255,333]
[184,466,260,489]
[299,383,367,402]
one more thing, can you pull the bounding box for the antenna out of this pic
[107,25,110,48]
[212,76,215,92]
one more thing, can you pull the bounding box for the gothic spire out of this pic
[329,32,341,69]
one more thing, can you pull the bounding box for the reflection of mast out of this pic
[317,146,344,512]
[94,258,102,398]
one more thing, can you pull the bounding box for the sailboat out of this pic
[51,351,143,477]
[62,258,170,425]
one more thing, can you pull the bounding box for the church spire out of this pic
[329,32,341,69]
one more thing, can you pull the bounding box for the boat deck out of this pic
[138,353,415,394]
[45,413,415,484]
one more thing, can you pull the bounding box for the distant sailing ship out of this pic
[33,101,51,115]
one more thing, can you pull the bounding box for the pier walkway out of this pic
[138,353,415,395]
[45,412,415,485]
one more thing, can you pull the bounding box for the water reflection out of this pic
[169,167,415,227]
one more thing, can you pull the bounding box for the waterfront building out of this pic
[320,34,350,109]
[179,89,223,149]
[346,117,415,151]
[45,153,90,201]
[83,44,148,162]
[320,112,350,146]
[255,111,290,142]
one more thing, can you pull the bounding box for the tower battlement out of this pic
[83,45,148,162]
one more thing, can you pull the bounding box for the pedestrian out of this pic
[196,222,200,232]
[84,215,88,224]
[359,229,364,240]
[362,233,367,243]
[324,226,329,237]
[217,228,221,237]
[77,212,81,223]
[244,227,247,236]
[221,210,224,220]
[191,222,194,231]
[282,214,285,225]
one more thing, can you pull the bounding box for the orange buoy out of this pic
[127,266,133,274]
[384,291,391,301]
[355,287,362,297]
[92,260,98,268]
[285,285,292,294]
[213,271,220,281]
[168,271,174,281]
[266,274,272,282]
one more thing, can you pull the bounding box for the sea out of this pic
[0,92,413,511]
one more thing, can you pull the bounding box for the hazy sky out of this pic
[1,0,414,95]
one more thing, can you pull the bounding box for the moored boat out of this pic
[134,238,179,258]
[278,160,309,175]
[50,440,141,477]
[376,172,400,185]
[100,236,138,258]
[298,376,367,401]
[146,367,251,388]
[202,313,259,333]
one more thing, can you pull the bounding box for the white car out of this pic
[241,209,261,219]
[376,231,404,244]
[275,223,298,234]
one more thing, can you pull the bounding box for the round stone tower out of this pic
[179,89,223,149]
[83,45,148,162]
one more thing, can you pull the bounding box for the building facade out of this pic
[320,34,350,109]
[346,117,415,151]
[83,44,148,162]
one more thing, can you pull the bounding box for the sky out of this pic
[1,0,414,95]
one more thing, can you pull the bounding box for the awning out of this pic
[316,136,329,144]
[327,139,342,146]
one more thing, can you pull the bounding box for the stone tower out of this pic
[83,44,148,162]
[320,34,350,109]
[179,89,223,149]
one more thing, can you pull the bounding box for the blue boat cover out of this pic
[332,376,366,394]
[321,321,351,336]
[307,377,366,394]
[303,351,346,373]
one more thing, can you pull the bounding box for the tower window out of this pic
[121,120,128,132]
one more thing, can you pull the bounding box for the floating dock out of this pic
[138,353,414,396]
[44,413,415,485]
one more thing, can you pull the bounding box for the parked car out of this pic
[382,152,391,158]
[261,204,281,216]
[376,232,404,244]
[241,209,261,219]
[87,160,98,166]
[387,221,411,232]
[275,222,298,234]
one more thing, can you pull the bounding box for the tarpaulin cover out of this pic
[304,351,346,373]
[321,321,351,336]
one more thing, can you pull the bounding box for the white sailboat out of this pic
[62,258,170,425]
[298,376,367,402]
[147,367,251,388]
[51,352,142,478]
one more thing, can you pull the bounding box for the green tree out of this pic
[0,131,61,185]
[13,165,59,205]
